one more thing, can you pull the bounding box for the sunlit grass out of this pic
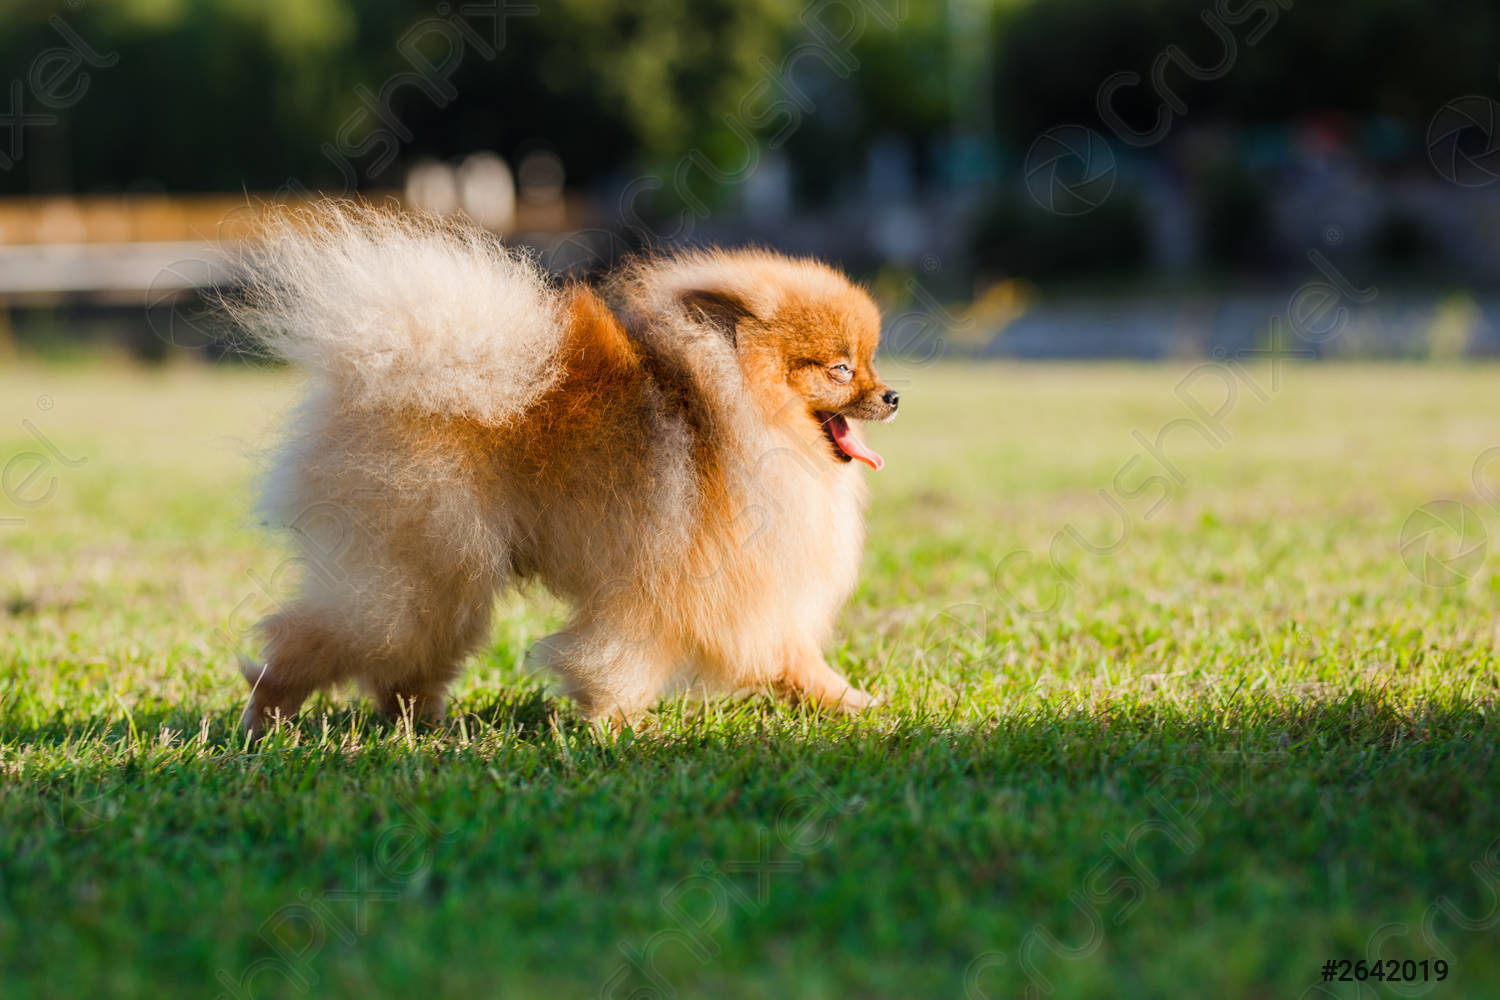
[2,359,1497,998]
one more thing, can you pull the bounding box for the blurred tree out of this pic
[781,0,955,205]
[0,0,803,194]
[970,188,1150,280]
[1194,157,1270,271]
[991,0,1500,147]
[2,0,1499,210]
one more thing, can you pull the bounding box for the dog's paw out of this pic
[834,686,877,713]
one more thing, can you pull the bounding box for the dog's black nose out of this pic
[882,389,900,408]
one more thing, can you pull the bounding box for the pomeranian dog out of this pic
[231,206,897,734]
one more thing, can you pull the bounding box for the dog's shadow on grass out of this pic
[6,687,1496,772]
[4,670,900,752]
[3,684,578,752]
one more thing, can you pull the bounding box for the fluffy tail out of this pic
[229,203,565,426]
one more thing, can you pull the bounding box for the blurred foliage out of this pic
[778,0,955,205]
[989,0,1500,140]
[1193,157,1271,271]
[2,0,1499,202]
[969,189,1150,280]
[0,0,808,193]
[1370,209,1443,272]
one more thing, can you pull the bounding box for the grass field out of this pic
[2,358,1498,998]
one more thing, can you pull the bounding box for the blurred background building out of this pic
[4,0,1500,359]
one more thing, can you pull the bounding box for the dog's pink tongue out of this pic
[828,415,883,471]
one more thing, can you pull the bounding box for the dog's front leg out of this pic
[772,639,874,713]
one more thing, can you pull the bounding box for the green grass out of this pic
[2,358,1498,998]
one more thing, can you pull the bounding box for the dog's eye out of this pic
[828,363,853,384]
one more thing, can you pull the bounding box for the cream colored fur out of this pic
[236,208,564,425]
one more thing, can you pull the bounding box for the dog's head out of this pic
[671,251,896,471]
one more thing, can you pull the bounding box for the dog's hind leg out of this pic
[243,554,501,736]
[541,616,680,726]
[242,606,361,737]
[359,567,500,726]
[367,672,460,726]
[360,587,495,728]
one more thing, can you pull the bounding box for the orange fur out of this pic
[233,208,897,734]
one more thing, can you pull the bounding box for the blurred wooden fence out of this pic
[0,194,316,245]
[0,192,593,303]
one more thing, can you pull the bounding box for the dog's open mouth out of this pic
[815,411,884,471]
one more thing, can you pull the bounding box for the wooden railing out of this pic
[0,191,590,245]
[0,191,598,301]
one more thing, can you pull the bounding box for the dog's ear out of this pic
[680,289,753,345]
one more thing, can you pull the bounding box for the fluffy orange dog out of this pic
[233,208,897,734]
